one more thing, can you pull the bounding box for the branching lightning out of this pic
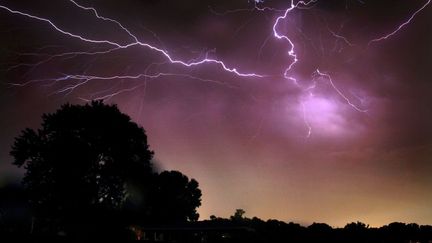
[267,0,428,137]
[1,0,429,138]
[0,3,264,78]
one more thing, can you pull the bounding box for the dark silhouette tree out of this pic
[10,101,154,238]
[344,221,369,231]
[231,209,246,221]
[343,221,369,242]
[201,212,432,243]
[148,170,202,223]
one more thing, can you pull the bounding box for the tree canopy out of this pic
[11,102,154,217]
[149,170,201,222]
[9,101,201,238]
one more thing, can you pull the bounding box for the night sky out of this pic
[0,0,431,227]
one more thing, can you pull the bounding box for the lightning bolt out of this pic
[268,0,427,137]
[209,0,284,16]
[301,101,312,138]
[270,0,366,136]
[314,70,367,113]
[368,0,431,45]
[1,0,428,138]
[0,3,264,78]
[272,0,318,82]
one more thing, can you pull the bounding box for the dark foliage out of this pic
[149,171,202,223]
[124,170,202,225]
[8,101,202,239]
[10,101,154,238]
[11,101,153,212]
[198,210,432,243]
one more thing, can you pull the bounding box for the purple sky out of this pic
[0,0,431,227]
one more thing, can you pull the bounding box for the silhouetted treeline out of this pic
[196,212,432,243]
[3,199,432,242]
